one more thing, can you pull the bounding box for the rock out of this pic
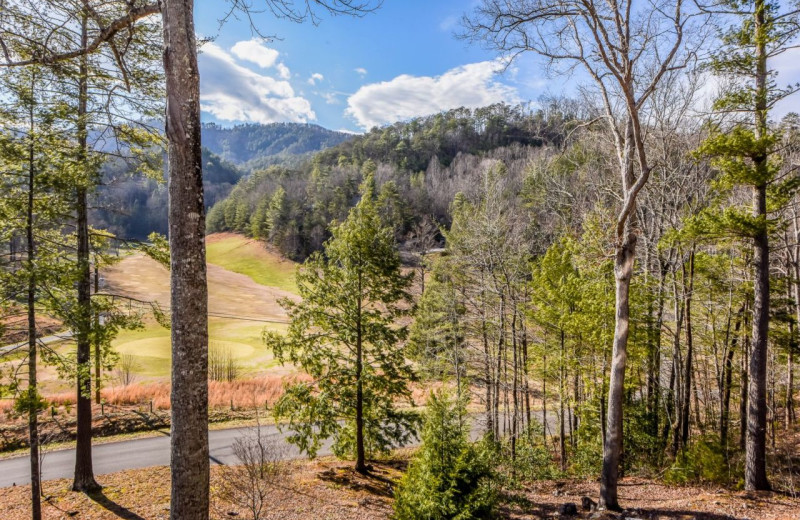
[582,496,597,511]
[559,503,579,516]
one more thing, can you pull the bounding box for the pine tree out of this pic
[265,174,418,473]
[696,0,800,491]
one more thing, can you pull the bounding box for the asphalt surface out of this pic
[0,424,313,488]
[0,411,560,488]
[0,331,73,356]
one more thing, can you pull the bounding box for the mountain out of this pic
[92,148,245,240]
[207,103,577,260]
[90,123,354,240]
[201,122,353,171]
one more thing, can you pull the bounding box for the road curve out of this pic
[0,410,560,488]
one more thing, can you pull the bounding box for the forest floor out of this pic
[1,454,799,519]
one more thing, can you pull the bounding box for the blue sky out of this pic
[193,1,800,133]
[193,1,546,133]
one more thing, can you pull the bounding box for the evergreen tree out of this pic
[265,174,418,473]
[696,0,800,491]
[393,390,497,520]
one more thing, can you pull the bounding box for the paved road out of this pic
[0,411,560,488]
[0,424,315,488]
[0,331,73,356]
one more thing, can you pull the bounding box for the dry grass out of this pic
[0,375,310,413]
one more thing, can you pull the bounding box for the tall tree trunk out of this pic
[747,182,770,490]
[680,250,695,449]
[740,318,750,451]
[355,275,366,473]
[27,91,41,520]
[745,0,771,492]
[721,305,743,452]
[559,329,566,472]
[162,1,210,517]
[94,264,101,405]
[73,9,98,492]
[600,232,636,511]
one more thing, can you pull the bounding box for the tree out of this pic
[265,174,418,473]
[464,1,700,509]
[393,390,497,520]
[696,0,800,491]
[0,62,76,520]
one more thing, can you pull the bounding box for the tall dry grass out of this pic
[4,375,310,413]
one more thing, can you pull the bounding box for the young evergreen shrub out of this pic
[665,436,734,486]
[393,390,497,520]
[498,422,561,485]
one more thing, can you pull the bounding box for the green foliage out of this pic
[665,436,738,486]
[393,391,497,520]
[265,174,418,461]
[498,423,562,484]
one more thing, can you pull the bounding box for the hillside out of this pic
[201,122,353,171]
[207,102,571,259]
[92,148,245,240]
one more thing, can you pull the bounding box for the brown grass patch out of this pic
[1,375,310,414]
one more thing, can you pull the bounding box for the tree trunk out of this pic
[559,329,566,472]
[27,94,42,520]
[94,264,101,405]
[744,0,771,491]
[72,10,98,491]
[680,250,695,449]
[162,1,210,517]
[600,233,636,511]
[747,184,770,491]
[721,306,742,452]
[355,274,366,473]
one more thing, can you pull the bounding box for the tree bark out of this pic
[747,184,770,491]
[745,0,771,490]
[355,273,366,473]
[680,250,695,449]
[27,88,41,520]
[162,1,210,517]
[73,9,99,491]
[600,233,636,511]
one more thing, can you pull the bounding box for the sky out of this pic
[193,1,800,134]
[193,0,546,133]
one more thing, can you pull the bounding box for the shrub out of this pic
[665,435,735,486]
[500,423,562,484]
[215,419,288,520]
[393,390,497,520]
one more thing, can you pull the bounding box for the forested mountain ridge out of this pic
[201,122,353,171]
[207,102,583,259]
[91,147,244,240]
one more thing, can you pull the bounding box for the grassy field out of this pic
[112,318,287,379]
[206,233,297,292]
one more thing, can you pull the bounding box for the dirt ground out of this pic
[2,459,799,520]
[501,478,800,519]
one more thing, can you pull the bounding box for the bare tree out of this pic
[464,0,702,509]
[215,422,288,520]
[115,353,138,387]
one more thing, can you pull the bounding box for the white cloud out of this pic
[308,72,324,85]
[198,42,315,124]
[346,60,519,129]
[231,39,279,69]
[354,67,368,77]
[322,92,341,105]
[276,63,291,80]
